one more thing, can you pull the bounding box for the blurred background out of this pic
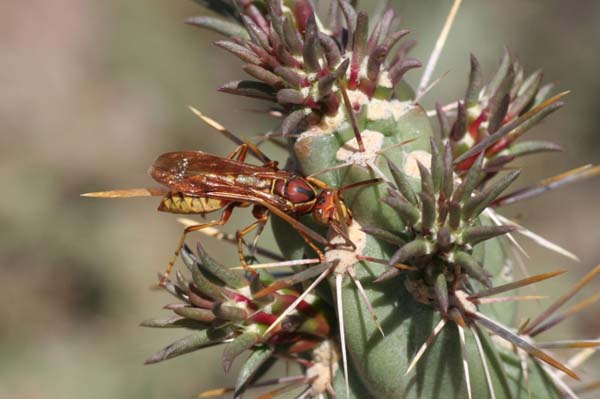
[1,1,599,398]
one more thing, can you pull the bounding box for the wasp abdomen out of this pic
[158,192,224,214]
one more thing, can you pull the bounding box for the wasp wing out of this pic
[150,151,292,187]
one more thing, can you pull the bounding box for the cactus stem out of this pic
[405,318,447,375]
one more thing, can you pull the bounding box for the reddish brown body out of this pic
[150,150,318,216]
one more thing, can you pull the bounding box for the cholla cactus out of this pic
[88,1,600,398]
[143,243,336,397]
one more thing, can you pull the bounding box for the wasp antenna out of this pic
[338,79,366,152]
[339,178,383,193]
[81,188,167,198]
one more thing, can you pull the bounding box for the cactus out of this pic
[87,1,600,398]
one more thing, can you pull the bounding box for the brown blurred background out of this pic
[1,1,599,398]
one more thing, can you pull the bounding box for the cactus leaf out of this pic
[195,242,248,289]
[453,251,492,288]
[223,330,260,372]
[144,330,223,364]
[465,54,483,108]
[186,16,248,39]
[234,346,274,395]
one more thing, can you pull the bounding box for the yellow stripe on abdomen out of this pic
[158,193,224,214]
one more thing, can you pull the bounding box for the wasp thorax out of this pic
[273,176,317,213]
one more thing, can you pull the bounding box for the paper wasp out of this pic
[84,141,379,283]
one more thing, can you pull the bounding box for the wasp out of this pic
[85,141,379,282]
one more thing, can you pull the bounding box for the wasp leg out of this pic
[243,140,278,168]
[306,176,331,190]
[226,143,249,162]
[160,203,236,285]
[236,212,270,275]
[297,230,326,264]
